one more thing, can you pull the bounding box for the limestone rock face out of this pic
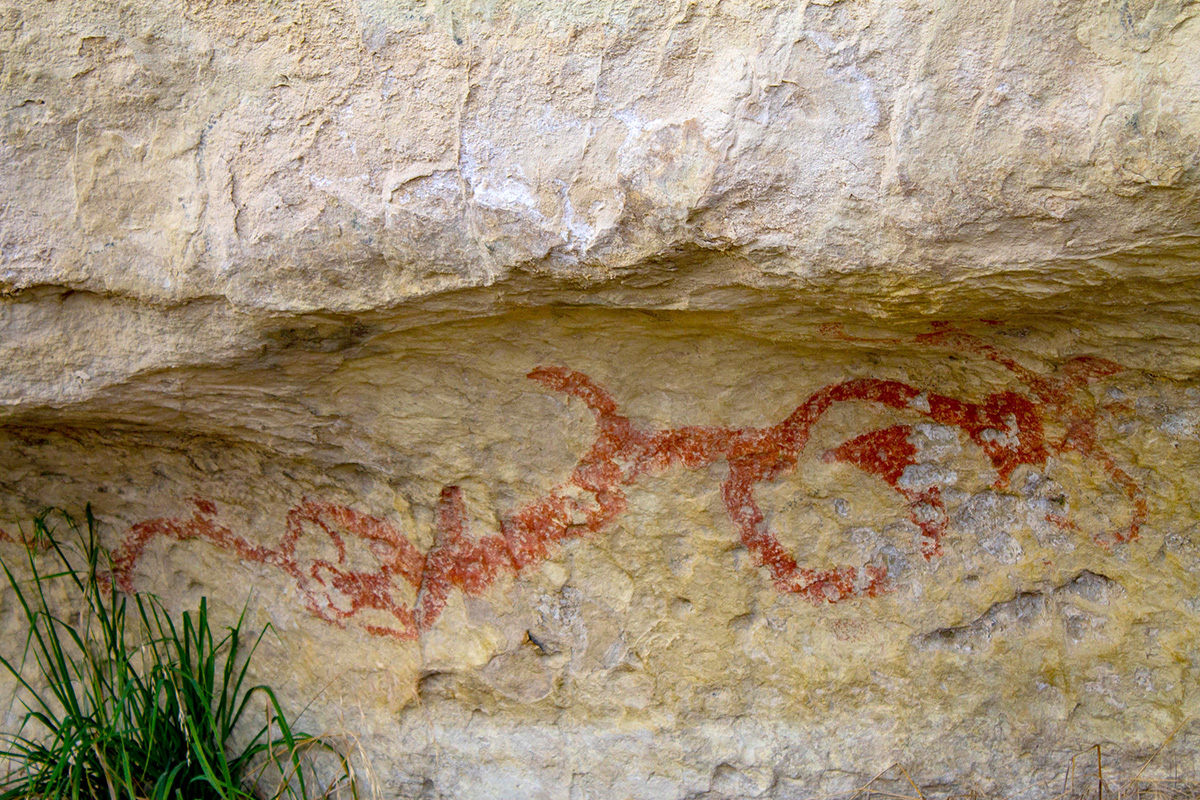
[2,0,1200,797]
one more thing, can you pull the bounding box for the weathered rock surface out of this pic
[2,0,1200,797]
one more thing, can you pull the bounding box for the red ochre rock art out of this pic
[105,327,1144,641]
[820,323,1146,550]
[0,525,53,551]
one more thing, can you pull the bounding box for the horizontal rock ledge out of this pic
[2,0,1199,797]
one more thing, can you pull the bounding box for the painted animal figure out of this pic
[110,329,1142,641]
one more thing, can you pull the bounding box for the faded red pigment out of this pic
[102,327,1143,641]
[820,323,1145,547]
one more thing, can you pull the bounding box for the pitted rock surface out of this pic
[2,0,1200,797]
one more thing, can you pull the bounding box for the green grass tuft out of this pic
[0,506,357,800]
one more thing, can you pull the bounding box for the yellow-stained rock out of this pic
[2,0,1200,795]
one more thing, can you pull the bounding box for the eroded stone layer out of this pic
[3,0,1200,793]
[2,0,1199,314]
[1,312,1198,797]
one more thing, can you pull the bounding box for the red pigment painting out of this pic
[101,325,1143,641]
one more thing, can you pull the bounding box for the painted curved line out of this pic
[109,327,1143,640]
